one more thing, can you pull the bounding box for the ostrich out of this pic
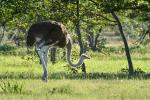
[26,21,89,81]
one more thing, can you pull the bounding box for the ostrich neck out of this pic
[66,38,84,67]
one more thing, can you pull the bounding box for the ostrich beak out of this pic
[85,55,90,59]
[82,54,90,59]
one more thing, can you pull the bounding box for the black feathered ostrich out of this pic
[26,21,89,81]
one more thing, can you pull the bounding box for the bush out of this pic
[0,44,16,51]
[64,64,79,74]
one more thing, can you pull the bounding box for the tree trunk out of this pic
[110,10,134,76]
[87,33,100,51]
[0,26,5,44]
[87,32,94,49]
[76,0,86,73]
[94,34,100,50]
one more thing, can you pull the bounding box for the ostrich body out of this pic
[27,21,89,81]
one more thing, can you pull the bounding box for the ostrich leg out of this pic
[36,46,49,81]
[35,49,42,64]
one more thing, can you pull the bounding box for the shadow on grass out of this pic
[0,72,150,80]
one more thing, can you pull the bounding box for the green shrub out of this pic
[142,39,150,46]
[64,64,79,74]
[0,44,16,51]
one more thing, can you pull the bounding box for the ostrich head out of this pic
[81,54,90,59]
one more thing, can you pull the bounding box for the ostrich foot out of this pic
[42,76,48,82]
[42,74,48,82]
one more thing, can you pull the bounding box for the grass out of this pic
[0,46,150,99]
[0,79,150,100]
[0,49,150,80]
[0,51,150,74]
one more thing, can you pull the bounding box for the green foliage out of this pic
[0,80,24,94]
[64,64,79,74]
[0,0,149,54]
[0,44,16,51]
[96,37,107,51]
[142,39,150,46]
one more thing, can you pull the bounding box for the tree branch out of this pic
[88,0,116,22]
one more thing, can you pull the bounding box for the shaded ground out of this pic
[0,72,150,80]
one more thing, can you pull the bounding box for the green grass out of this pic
[0,79,150,100]
[0,51,150,80]
[0,51,150,74]
[86,53,150,73]
[0,46,150,100]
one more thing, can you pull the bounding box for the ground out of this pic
[0,79,150,100]
[0,46,150,100]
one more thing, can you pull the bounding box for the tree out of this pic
[89,0,149,75]
[86,26,102,51]
[75,0,86,73]
[89,0,135,75]
[110,10,134,75]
